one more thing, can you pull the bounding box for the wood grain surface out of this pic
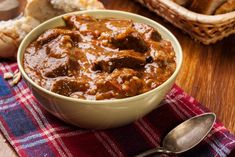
[0,0,234,156]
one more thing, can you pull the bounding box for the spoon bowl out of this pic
[136,113,216,157]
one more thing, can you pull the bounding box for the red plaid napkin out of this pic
[0,61,235,157]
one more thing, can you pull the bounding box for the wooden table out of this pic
[0,0,234,156]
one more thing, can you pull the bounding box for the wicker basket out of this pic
[136,0,235,44]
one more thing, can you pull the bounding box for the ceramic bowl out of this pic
[17,10,183,129]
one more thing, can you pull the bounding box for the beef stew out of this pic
[23,15,176,100]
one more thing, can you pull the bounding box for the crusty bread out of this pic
[50,0,104,12]
[25,0,104,22]
[0,16,40,58]
[0,0,104,58]
[189,0,227,14]
[25,0,64,22]
[0,33,17,58]
[215,0,235,14]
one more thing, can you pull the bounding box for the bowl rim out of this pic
[17,9,183,104]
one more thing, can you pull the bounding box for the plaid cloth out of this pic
[0,61,235,157]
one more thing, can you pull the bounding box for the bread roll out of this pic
[189,0,227,14]
[25,0,104,22]
[0,33,17,58]
[25,0,64,22]
[215,0,235,14]
[50,0,104,12]
[0,16,40,58]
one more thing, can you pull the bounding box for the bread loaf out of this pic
[215,0,235,14]
[189,0,227,14]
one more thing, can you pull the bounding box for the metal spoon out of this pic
[135,113,216,157]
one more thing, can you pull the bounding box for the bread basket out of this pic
[136,0,235,44]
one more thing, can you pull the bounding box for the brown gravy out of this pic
[24,15,176,100]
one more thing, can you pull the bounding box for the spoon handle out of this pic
[135,147,173,157]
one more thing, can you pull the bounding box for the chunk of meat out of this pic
[63,15,109,38]
[111,69,143,97]
[47,35,73,58]
[154,41,175,63]
[51,78,88,96]
[37,28,81,45]
[94,68,143,99]
[40,56,69,77]
[38,34,79,78]
[148,29,162,42]
[134,23,162,41]
[63,15,97,29]
[40,56,78,78]
[92,50,146,73]
[110,32,148,53]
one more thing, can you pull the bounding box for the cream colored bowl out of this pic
[17,10,183,129]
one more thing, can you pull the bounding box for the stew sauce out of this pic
[24,15,176,100]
